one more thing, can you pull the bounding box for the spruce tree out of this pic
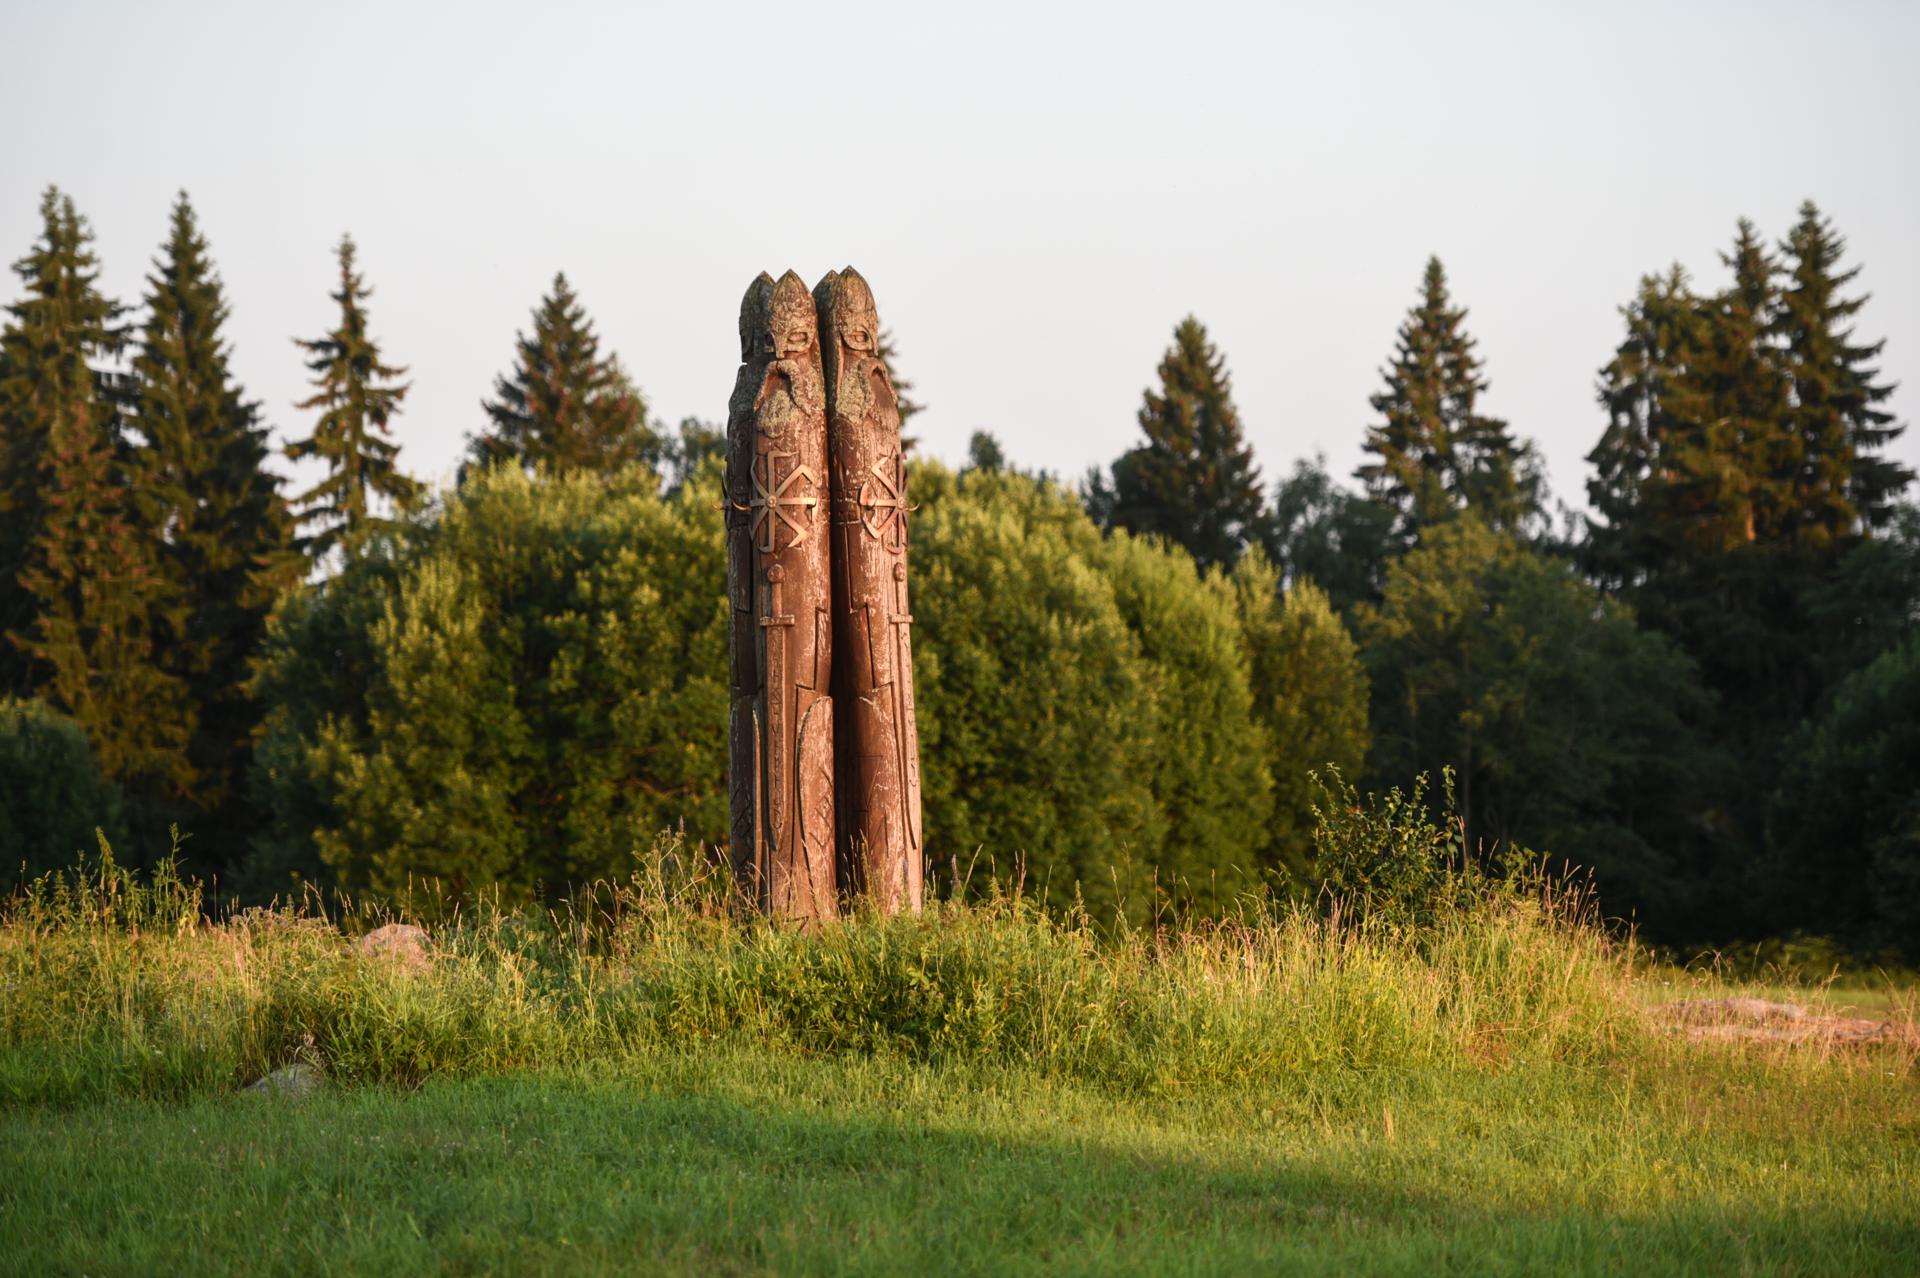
[127,193,301,847]
[1,189,125,695]
[1774,201,1911,544]
[1691,222,1794,547]
[0,189,195,813]
[467,272,655,475]
[1587,267,1694,592]
[287,237,420,558]
[1594,230,1795,580]
[1357,257,1540,544]
[1106,316,1264,571]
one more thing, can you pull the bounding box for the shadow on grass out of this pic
[0,1064,1912,1277]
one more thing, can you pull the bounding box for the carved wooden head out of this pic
[769,271,817,362]
[738,272,775,362]
[826,267,879,358]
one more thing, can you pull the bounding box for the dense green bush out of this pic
[247,462,1318,916]
[1091,528,1271,909]
[913,467,1276,916]
[909,467,1162,914]
[0,698,124,888]
[1230,553,1370,883]
[248,465,728,899]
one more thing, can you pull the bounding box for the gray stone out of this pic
[245,1063,324,1097]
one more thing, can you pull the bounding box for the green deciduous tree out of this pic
[1357,258,1540,543]
[127,194,301,864]
[249,466,727,900]
[1229,552,1370,883]
[910,466,1162,917]
[914,465,1270,917]
[1358,517,1716,925]
[1102,316,1264,572]
[287,237,419,560]
[1802,503,1920,690]
[467,273,656,476]
[1261,455,1397,613]
[1766,633,1920,955]
[1096,525,1272,909]
[0,697,126,889]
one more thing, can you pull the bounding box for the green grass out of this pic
[0,851,1914,1274]
[5,1050,1915,1276]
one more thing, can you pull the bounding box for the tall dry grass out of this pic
[0,835,1668,1106]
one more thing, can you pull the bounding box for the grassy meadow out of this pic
[0,850,1914,1276]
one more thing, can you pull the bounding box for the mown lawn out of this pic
[4,1046,1914,1277]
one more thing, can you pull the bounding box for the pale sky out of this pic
[6,0,1917,511]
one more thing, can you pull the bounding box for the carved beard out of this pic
[770,357,824,418]
[834,352,892,425]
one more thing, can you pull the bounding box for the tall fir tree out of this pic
[287,237,420,559]
[0,189,195,823]
[127,194,301,858]
[1584,211,1911,932]
[1,189,123,695]
[1357,257,1540,544]
[1774,201,1910,545]
[1104,315,1264,571]
[1586,266,1698,593]
[467,272,655,475]
[1683,222,1794,548]
[1586,253,1809,740]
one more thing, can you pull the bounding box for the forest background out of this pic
[4,2,1918,961]
[2,179,1915,960]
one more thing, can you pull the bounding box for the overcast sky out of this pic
[7,0,1916,510]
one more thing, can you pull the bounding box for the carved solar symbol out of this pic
[744,452,818,552]
[857,453,910,553]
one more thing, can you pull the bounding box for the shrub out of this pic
[248,465,728,900]
[910,467,1162,915]
[0,698,124,889]
[250,462,1286,918]
[913,467,1271,918]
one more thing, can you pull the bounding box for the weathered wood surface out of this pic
[726,271,837,919]
[817,268,924,914]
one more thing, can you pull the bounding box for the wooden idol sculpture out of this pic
[727,268,923,917]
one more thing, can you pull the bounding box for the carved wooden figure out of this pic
[726,271,837,918]
[816,268,924,913]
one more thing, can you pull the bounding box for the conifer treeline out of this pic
[1084,205,1914,948]
[1,184,1913,952]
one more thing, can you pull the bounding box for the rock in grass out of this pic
[355,923,431,974]
[1657,997,1901,1045]
[1659,998,1807,1026]
[245,1063,324,1097]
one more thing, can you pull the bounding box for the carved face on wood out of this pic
[769,271,816,361]
[827,269,879,358]
[738,273,775,362]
